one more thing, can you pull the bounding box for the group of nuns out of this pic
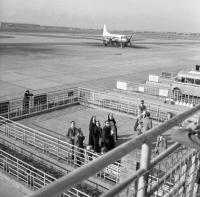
[88,113,118,153]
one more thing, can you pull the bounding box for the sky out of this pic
[0,0,200,33]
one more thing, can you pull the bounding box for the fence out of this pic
[78,88,176,122]
[26,104,200,197]
[0,148,90,197]
[0,87,79,119]
[0,86,181,124]
[0,115,121,184]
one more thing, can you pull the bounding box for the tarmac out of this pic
[0,31,200,196]
[1,32,200,99]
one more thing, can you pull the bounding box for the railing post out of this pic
[137,143,151,197]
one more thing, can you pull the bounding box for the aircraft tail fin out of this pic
[103,24,108,36]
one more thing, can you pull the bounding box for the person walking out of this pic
[134,100,147,131]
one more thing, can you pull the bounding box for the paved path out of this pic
[0,171,32,197]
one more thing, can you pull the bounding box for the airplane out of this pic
[103,24,133,48]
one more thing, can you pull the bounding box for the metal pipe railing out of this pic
[0,115,120,183]
[0,149,90,197]
[101,142,181,197]
[26,104,200,197]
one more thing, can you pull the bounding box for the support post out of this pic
[137,143,151,197]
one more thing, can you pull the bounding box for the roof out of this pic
[177,70,200,80]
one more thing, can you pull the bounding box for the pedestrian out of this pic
[154,135,168,155]
[75,128,85,166]
[88,116,96,148]
[142,111,152,132]
[93,120,102,152]
[23,90,33,112]
[108,113,118,142]
[134,100,147,131]
[102,120,115,151]
[137,119,143,135]
[66,121,79,161]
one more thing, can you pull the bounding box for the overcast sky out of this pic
[0,0,200,33]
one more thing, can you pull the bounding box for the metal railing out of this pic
[0,87,79,119]
[26,104,200,197]
[78,88,177,122]
[0,86,183,124]
[0,116,121,184]
[0,148,90,197]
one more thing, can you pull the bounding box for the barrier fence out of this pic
[0,87,79,119]
[0,148,90,197]
[0,86,180,124]
[0,87,200,196]
[0,116,121,184]
[78,88,176,122]
[26,104,200,197]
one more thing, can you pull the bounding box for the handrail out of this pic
[0,149,90,197]
[101,142,181,197]
[0,115,120,183]
[27,104,200,197]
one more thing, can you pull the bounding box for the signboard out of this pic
[149,75,159,82]
[116,81,127,90]
[159,89,168,97]
[138,86,145,92]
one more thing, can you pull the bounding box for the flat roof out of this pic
[177,70,200,80]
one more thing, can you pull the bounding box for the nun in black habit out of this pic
[88,116,96,148]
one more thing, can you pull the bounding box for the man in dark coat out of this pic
[66,121,78,145]
[66,121,79,161]
[23,90,33,111]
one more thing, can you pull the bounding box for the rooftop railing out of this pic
[78,87,178,122]
[0,148,90,197]
[0,86,183,123]
[0,115,121,184]
[26,104,200,197]
[0,87,79,119]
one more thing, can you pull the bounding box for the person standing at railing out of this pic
[133,100,147,131]
[66,121,79,161]
[23,90,33,112]
[108,113,118,142]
